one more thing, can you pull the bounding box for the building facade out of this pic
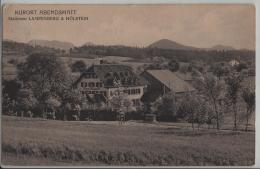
[74,64,147,109]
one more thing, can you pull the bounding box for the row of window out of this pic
[80,88,141,98]
[81,82,103,88]
[109,88,141,96]
[123,88,141,95]
[81,90,107,96]
[105,71,130,78]
[84,74,98,79]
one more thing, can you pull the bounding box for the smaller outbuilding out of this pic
[141,69,195,103]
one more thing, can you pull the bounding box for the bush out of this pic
[80,110,117,121]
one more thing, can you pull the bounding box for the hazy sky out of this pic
[3,4,255,49]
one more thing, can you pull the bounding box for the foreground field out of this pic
[1,116,255,166]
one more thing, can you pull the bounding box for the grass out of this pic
[1,116,255,166]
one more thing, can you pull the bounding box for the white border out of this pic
[0,0,259,168]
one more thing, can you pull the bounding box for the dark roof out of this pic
[75,64,147,87]
[144,69,195,93]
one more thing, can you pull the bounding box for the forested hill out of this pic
[3,40,255,64]
[3,40,62,56]
[71,45,255,63]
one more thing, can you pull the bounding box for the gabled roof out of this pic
[174,71,193,81]
[74,64,147,87]
[144,69,195,93]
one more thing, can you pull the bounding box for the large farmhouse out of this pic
[74,64,147,109]
[141,69,195,102]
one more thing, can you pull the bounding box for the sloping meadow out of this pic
[1,116,255,166]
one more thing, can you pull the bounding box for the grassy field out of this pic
[1,116,255,166]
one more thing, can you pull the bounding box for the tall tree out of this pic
[225,72,244,131]
[241,87,255,131]
[17,53,68,113]
[195,74,224,129]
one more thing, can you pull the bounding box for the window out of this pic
[131,89,136,94]
[137,89,140,94]
[89,82,95,87]
[81,82,84,87]
[85,83,88,87]
[96,82,99,87]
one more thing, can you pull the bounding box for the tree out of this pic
[110,89,135,121]
[71,60,87,72]
[151,92,178,121]
[16,88,38,116]
[195,98,209,130]
[2,94,16,115]
[235,63,248,72]
[241,87,255,131]
[45,96,61,119]
[2,80,21,100]
[17,53,68,115]
[225,72,244,131]
[168,60,179,72]
[178,94,197,130]
[195,74,224,129]
[60,88,84,120]
[210,63,230,80]
[178,93,208,130]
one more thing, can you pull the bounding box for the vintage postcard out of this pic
[1,4,256,167]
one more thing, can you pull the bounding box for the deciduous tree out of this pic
[17,53,69,114]
[71,60,87,72]
[225,72,244,131]
[241,87,255,131]
[195,74,224,129]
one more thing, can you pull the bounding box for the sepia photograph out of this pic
[1,3,256,167]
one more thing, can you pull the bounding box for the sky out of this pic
[3,4,255,50]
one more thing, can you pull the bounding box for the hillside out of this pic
[28,39,74,50]
[210,45,235,51]
[148,39,197,50]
